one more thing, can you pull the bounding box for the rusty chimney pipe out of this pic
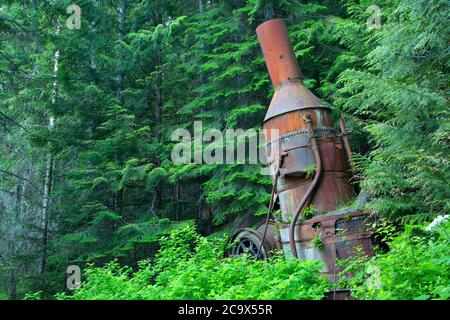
[256,18,302,87]
[256,17,353,254]
[254,18,374,280]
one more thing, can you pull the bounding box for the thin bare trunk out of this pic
[8,269,17,300]
[116,0,127,104]
[154,62,163,140]
[264,1,276,20]
[40,136,54,277]
[154,64,163,210]
[40,24,59,287]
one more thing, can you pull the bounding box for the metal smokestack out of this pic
[256,18,302,87]
[226,19,374,288]
[256,18,373,266]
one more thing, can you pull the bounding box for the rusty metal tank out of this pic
[256,18,373,281]
[256,18,353,217]
[227,19,373,292]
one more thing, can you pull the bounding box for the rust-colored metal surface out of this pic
[226,224,281,259]
[278,173,353,218]
[256,222,282,253]
[263,80,327,123]
[256,19,302,88]
[255,17,374,284]
[257,19,353,220]
[279,208,374,282]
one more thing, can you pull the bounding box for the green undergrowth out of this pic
[339,219,450,300]
[56,225,331,300]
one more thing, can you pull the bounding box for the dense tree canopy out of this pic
[0,0,448,299]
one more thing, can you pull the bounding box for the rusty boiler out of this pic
[227,19,374,289]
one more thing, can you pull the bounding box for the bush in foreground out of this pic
[57,226,330,300]
[340,219,450,300]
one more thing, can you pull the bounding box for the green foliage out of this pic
[302,205,317,219]
[1,0,448,300]
[57,226,330,300]
[312,236,324,250]
[23,291,42,301]
[272,209,283,222]
[328,0,450,220]
[304,165,316,180]
[339,221,450,300]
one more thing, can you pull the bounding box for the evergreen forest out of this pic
[0,0,449,300]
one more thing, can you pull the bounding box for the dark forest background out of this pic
[0,0,448,299]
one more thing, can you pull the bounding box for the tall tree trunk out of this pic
[198,0,206,87]
[152,6,164,212]
[154,61,163,141]
[233,6,248,107]
[40,120,55,288]
[8,268,17,300]
[154,63,163,211]
[116,0,127,104]
[39,24,60,288]
[264,0,276,20]
[113,0,128,219]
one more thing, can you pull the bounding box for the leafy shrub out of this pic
[312,236,324,250]
[23,291,42,300]
[339,220,450,300]
[57,225,331,300]
[302,205,316,219]
[0,292,9,300]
